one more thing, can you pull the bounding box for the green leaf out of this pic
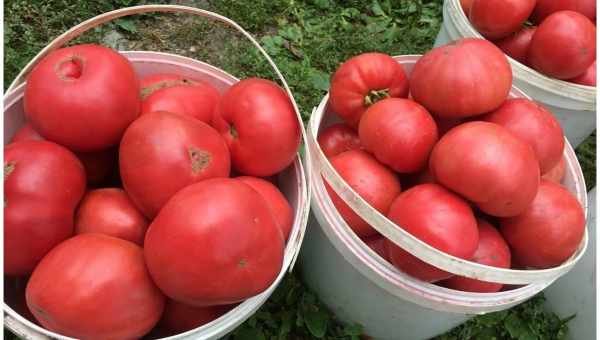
[115,18,137,33]
[304,308,329,338]
[504,314,536,340]
[308,69,330,91]
[234,327,266,340]
[371,1,386,16]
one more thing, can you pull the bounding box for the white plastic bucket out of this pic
[434,0,596,147]
[300,55,589,340]
[3,5,311,340]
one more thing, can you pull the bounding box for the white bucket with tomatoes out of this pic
[300,53,589,340]
[434,0,596,147]
[4,5,310,340]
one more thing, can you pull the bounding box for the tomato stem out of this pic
[4,161,15,180]
[364,88,390,106]
[229,124,239,139]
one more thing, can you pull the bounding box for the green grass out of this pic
[4,1,595,339]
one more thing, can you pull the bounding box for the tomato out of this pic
[237,176,293,241]
[430,122,540,217]
[568,60,596,86]
[11,123,44,142]
[469,0,536,39]
[329,53,409,128]
[385,184,479,282]
[317,123,362,158]
[495,26,537,64]
[26,234,165,340]
[528,11,596,79]
[359,98,438,173]
[159,300,232,334]
[4,141,85,275]
[460,0,474,14]
[23,44,140,152]
[542,157,566,183]
[212,78,300,177]
[434,116,464,137]
[120,111,230,218]
[362,235,389,261]
[531,0,596,23]
[500,180,585,268]
[482,98,564,173]
[441,219,511,293]
[141,75,220,124]
[75,188,149,245]
[410,38,512,118]
[325,150,402,238]
[144,178,283,306]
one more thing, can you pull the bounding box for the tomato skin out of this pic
[568,60,596,86]
[237,176,293,241]
[159,300,232,334]
[410,38,512,118]
[359,98,438,173]
[384,184,479,283]
[317,123,362,158]
[363,235,389,261]
[11,123,44,142]
[144,178,284,306]
[4,141,86,275]
[531,0,596,23]
[329,53,409,128]
[528,11,596,79]
[481,98,564,173]
[212,78,300,177]
[430,122,540,217]
[500,180,585,268]
[120,111,230,218]
[495,26,537,64]
[460,0,474,14]
[75,188,149,245]
[542,157,566,183]
[325,150,402,238]
[26,234,165,340]
[23,44,140,152]
[441,219,511,293]
[469,0,536,39]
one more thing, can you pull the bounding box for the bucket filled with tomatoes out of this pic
[300,37,589,340]
[4,5,310,340]
[435,0,596,147]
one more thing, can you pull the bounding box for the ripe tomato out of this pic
[317,123,362,158]
[11,123,44,142]
[159,300,232,334]
[75,188,149,245]
[500,180,585,268]
[542,157,566,183]
[531,0,596,23]
[495,26,537,64]
[469,0,536,39]
[359,98,438,173]
[213,78,300,177]
[144,178,284,306]
[410,38,512,118]
[362,235,389,261]
[325,150,402,238]
[430,122,540,217]
[482,98,564,173]
[528,11,596,79]
[460,0,474,14]
[237,176,293,241]
[120,111,230,218]
[568,60,596,86]
[441,219,511,293]
[5,141,85,275]
[329,53,409,128]
[23,44,140,152]
[385,184,479,283]
[26,234,165,340]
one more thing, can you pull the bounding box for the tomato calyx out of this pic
[140,78,198,99]
[55,56,84,81]
[363,88,390,106]
[188,147,211,174]
[238,259,247,268]
[4,161,15,180]
[229,124,239,139]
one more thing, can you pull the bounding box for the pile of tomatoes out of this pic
[461,0,596,86]
[320,37,586,293]
[5,44,301,339]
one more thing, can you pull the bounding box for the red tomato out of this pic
[144,178,283,306]
[23,44,140,152]
[469,0,536,39]
[528,11,596,79]
[531,0,596,23]
[159,300,232,334]
[213,78,300,177]
[5,141,85,275]
[11,123,44,142]
[359,98,438,173]
[75,188,149,245]
[542,157,566,183]
[317,123,362,158]
[500,180,585,268]
[325,150,402,238]
[430,122,540,217]
[495,26,537,64]
[385,184,479,282]
[460,0,474,14]
[237,176,293,241]
[26,234,165,340]
[568,60,596,86]
[410,38,512,118]
[441,219,511,293]
[329,53,409,128]
[362,235,389,261]
[482,98,564,173]
[120,111,230,218]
